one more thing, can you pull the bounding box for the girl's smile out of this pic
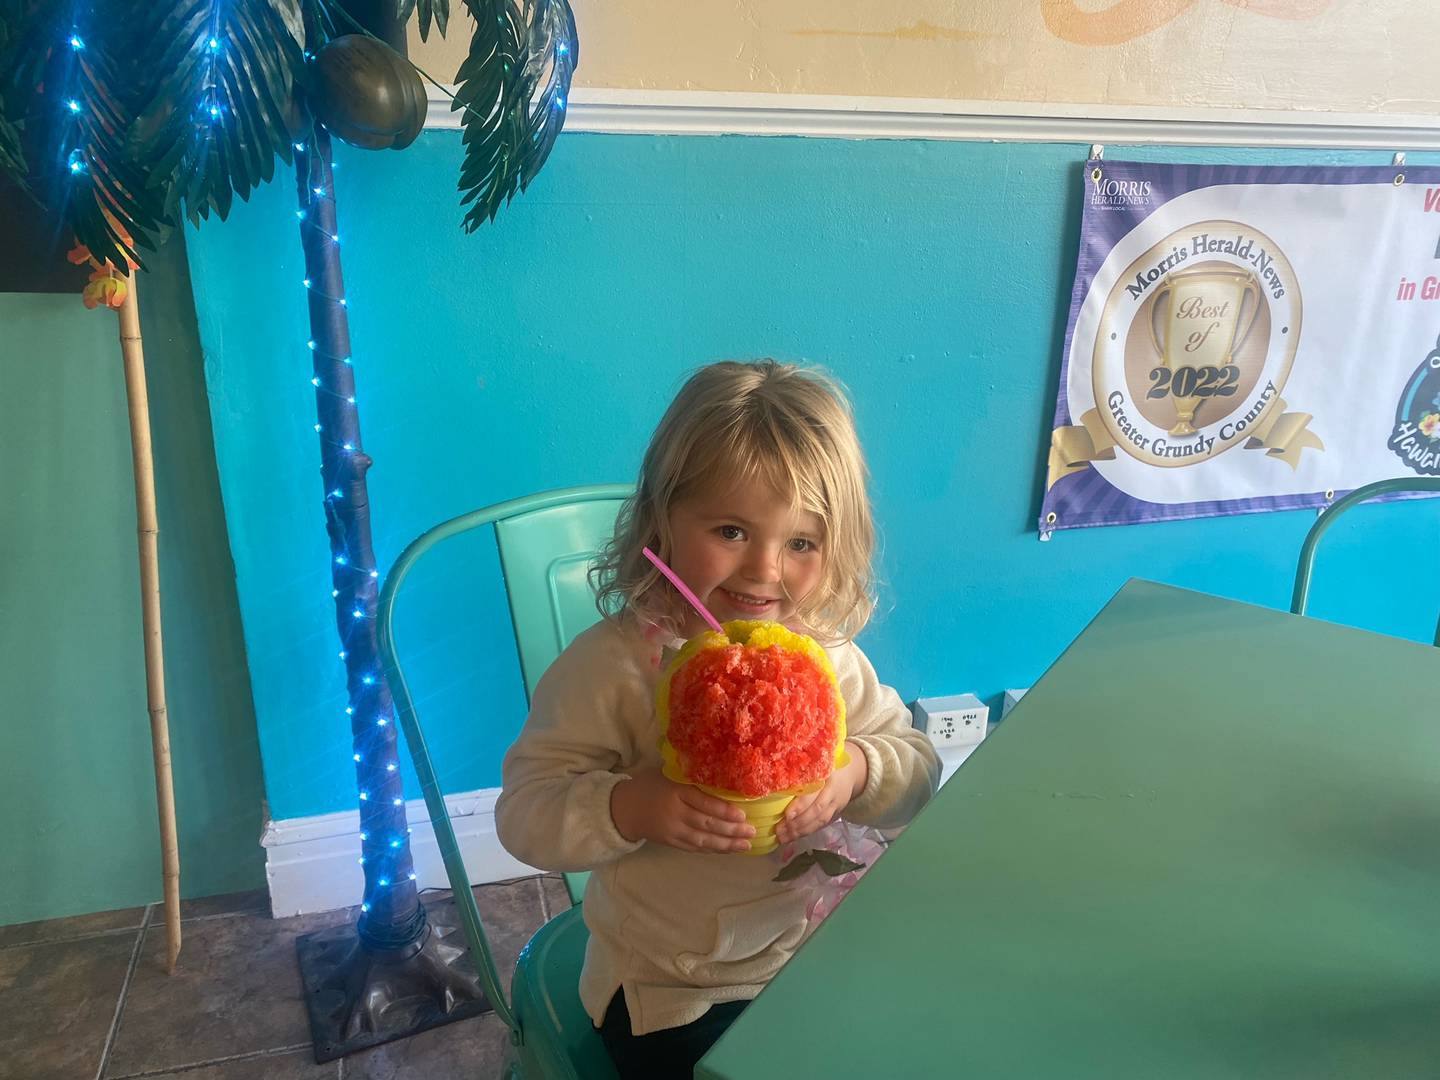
[715,586,780,615]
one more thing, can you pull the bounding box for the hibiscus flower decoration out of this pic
[1420,412,1440,440]
[67,216,139,311]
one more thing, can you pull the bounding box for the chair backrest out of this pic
[1290,476,1440,645]
[377,484,631,1044]
[494,492,632,702]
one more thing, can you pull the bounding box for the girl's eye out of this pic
[718,525,744,541]
[788,537,817,553]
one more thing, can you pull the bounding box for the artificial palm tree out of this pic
[0,0,576,1059]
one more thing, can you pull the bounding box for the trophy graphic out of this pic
[1149,267,1261,436]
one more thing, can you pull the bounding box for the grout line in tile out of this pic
[94,908,150,1080]
[0,923,149,951]
[177,906,272,925]
[105,1042,318,1079]
[139,899,270,928]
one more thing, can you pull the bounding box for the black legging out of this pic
[598,989,751,1079]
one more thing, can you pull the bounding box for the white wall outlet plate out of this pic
[1002,688,1030,719]
[912,693,990,749]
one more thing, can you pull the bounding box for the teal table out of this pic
[697,580,1440,1080]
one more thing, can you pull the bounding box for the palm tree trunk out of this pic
[295,124,422,945]
[291,126,488,1061]
[118,277,183,973]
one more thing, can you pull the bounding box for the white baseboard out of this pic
[261,787,538,918]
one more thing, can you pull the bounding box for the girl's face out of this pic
[665,481,825,636]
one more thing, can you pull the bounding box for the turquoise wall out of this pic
[2,237,267,925]
[185,132,1440,824]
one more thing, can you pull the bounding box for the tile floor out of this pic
[3,876,572,1080]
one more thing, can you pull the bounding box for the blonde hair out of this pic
[593,359,876,642]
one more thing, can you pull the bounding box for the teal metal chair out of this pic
[378,484,632,1078]
[1290,476,1440,645]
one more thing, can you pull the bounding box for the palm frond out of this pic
[4,2,169,268]
[0,112,22,178]
[0,3,27,178]
[517,0,574,189]
[454,0,575,232]
[300,0,340,41]
[127,0,306,229]
[396,0,449,43]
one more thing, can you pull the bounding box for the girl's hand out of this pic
[611,767,757,854]
[775,741,868,845]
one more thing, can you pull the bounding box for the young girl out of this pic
[495,359,940,1077]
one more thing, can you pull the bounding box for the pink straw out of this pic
[642,546,725,634]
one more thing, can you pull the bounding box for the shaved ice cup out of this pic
[656,620,848,855]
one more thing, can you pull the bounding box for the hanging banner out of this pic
[1042,160,1440,535]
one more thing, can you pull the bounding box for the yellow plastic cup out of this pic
[701,787,804,856]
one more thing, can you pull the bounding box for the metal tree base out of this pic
[296,899,492,1062]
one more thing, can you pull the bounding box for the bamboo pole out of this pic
[116,275,182,973]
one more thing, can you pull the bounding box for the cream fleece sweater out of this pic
[495,615,940,1036]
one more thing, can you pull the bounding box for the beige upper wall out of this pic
[410,1,1437,118]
